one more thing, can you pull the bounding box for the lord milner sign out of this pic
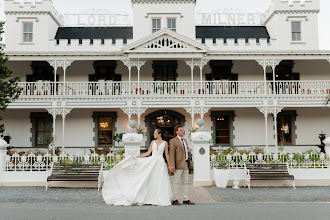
[196,9,262,26]
[63,9,261,27]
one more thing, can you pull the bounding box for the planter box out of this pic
[214,168,230,188]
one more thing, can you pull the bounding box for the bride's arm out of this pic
[165,142,171,167]
[137,141,153,158]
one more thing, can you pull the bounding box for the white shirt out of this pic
[177,136,188,161]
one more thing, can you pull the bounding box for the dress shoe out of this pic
[183,200,195,205]
[172,200,180,205]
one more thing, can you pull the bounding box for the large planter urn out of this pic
[214,168,230,188]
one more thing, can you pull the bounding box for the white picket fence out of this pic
[5,153,124,172]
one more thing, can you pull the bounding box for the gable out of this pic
[123,29,208,53]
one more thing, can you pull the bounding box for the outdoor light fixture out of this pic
[100,122,109,128]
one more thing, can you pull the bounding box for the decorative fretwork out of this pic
[121,60,146,70]
[256,59,282,70]
[257,106,274,116]
[138,107,148,118]
[258,106,284,117]
[61,108,73,119]
[145,37,187,49]
[47,60,74,71]
[46,108,62,119]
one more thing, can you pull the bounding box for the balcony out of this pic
[17,81,330,98]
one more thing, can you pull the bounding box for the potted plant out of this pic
[213,160,230,188]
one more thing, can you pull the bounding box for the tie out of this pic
[181,139,187,161]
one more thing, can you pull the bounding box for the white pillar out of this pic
[264,112,269,154]
[61,108,72,154]
[191,120,212,187]
[273,106,283,155]
[129,65,132,96]
[274,113,278,154]
[271,59,281,95]
[122,121,143,158]
[190,60,194,94]
[263,63,267,95]
[272,65,276,94]
[199,65,203,93]
[258,107,270,155]
[62,112,65,154]
[0,138,9,187]
[63,68,67,96]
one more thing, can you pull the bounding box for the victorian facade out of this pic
[2,0,330,154]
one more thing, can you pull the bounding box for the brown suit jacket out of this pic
[169,136,192,170]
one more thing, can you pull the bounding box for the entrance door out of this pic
[149,111,181,143]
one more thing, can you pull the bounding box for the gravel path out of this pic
[206,186,330,203]
[1,186,330,204]
[0,187,104,204]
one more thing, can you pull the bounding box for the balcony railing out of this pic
[17,81,330,97]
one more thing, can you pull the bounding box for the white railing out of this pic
[271,81,330,95]
[19,82,63,96]
[65,82,130,96]
[17,80,330,97]
[201,81,266,95]
[5,153,124,172]
[210,151,330,169]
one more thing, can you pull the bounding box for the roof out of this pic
[54,26,270,45]
[55,27,133,43]
[196,26,270,43]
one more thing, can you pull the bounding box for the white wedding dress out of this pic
[102,141,173,206]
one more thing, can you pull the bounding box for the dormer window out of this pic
[23,22,33,43]
[152,18,161,33]
[291,21,301,41]
[167,18,176,32]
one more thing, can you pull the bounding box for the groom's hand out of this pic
[170,167,176,173]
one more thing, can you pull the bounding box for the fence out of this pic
[5,153,124,172]
[210,151,330,169]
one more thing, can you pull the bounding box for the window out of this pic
[152,61,178,81]
[152,18,161,33]
[30,112,52,147]
[93,112,117,147]
[291,21,301,41]
[23,23,33,42]
[167,18,176,32]
[36,118,52,146]
[215,116,230,145]
[211,111,235,146]
[98,117,113,146]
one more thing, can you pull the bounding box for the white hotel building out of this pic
[2,0,330,154]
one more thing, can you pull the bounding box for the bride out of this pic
[102,128,173,206]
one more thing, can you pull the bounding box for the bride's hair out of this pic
[155,128,163,138]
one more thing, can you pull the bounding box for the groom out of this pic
[169,125,195,205]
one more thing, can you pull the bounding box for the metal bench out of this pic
[46,164,103,191]
[245,163,295,189]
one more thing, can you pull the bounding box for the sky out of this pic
[0,0,330,50]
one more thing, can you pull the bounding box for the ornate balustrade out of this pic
[17,80,330,98]
[5,153,124,172]
[211,151,330,169]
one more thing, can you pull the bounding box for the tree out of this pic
[0,22,22,136]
